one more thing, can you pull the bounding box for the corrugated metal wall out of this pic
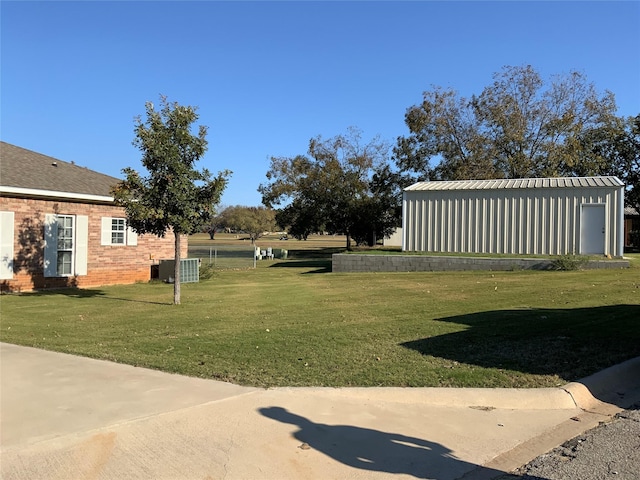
[402,185,624,257]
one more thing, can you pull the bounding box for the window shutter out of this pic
[0,211,14,279]
[127,226,138,246]
[44,214,58,277]
[101,217,112,245]
[75,215,88,275]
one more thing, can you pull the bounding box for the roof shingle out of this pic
[0,142,120,198]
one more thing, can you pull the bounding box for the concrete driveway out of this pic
[2,342,639,480]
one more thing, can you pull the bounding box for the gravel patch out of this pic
[498,403,640,480]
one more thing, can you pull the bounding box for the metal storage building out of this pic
[402,177,625,258]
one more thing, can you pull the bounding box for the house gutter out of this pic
[0,186,114,204]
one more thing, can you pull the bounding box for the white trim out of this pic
[0,186,113,203]
[0,211,14,279]
[75,215,88,276]
[101,217,113,245]
[618,189,625,256]
[101,216,137,246]
[579,203,607,255]
[43,214,58,277]
[127,226,138,246]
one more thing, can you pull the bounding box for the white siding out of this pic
[403,178,624,257]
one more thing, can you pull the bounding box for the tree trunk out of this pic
[345,230,352,251]
[174,231,181,305]
[368,231,376,247]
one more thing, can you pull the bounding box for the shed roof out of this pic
[405,176,624,192]
[0,141,120,200]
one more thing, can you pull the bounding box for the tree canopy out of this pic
[394,65,620,182]
[612,115,640,214]
[112,96,230,304]
[217,205,277,244]
[578,114,640,214]
[259,128,402,249]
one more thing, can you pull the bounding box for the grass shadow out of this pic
[269,259,332,273]
[285,247,345,259]
[401,305,640,385]
[98,296,173,306]
[4,287,106,298]
[6,287,172,305]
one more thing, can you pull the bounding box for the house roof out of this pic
[405,176,624,192]
[626,206,639,216]
[0,142,120,201]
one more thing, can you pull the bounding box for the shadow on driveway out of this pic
[259,406,531,480]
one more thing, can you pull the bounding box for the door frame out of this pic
[580,203,606,255]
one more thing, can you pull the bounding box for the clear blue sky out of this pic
[2,1,639,206]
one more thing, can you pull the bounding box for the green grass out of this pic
[1,253,639,388]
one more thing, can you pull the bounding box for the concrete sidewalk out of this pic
[1,343,639,480]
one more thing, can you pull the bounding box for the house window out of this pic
[101,217,137,246]
[111,218,126,244]
[56,215,74,275]
[44,214,88,278]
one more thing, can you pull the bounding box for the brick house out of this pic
[0,142,186,292]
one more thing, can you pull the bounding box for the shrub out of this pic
[199,262,217,280]
[551,254,588,271]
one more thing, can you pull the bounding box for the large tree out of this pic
[395,65,619,181]
[577,114,640,214]
[112,96,230,304]
[611,115,640,214]
[260,128,401,250]
[203,205,229,239]
[218,205,277,244]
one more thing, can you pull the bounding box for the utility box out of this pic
[158,258,200,283]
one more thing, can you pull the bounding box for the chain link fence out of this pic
[188,245,288,270]
[188,245,256,270]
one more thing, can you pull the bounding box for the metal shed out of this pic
[402,177,625,258]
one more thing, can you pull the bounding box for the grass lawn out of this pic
[1,241,639,389]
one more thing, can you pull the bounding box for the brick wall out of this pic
[1,197,187,292]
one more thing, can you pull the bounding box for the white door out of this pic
[580,204,606,255]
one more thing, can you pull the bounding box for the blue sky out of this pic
[2,1,639,206]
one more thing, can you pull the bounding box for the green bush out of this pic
[199,262,217,280]
[551,254,588,271]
